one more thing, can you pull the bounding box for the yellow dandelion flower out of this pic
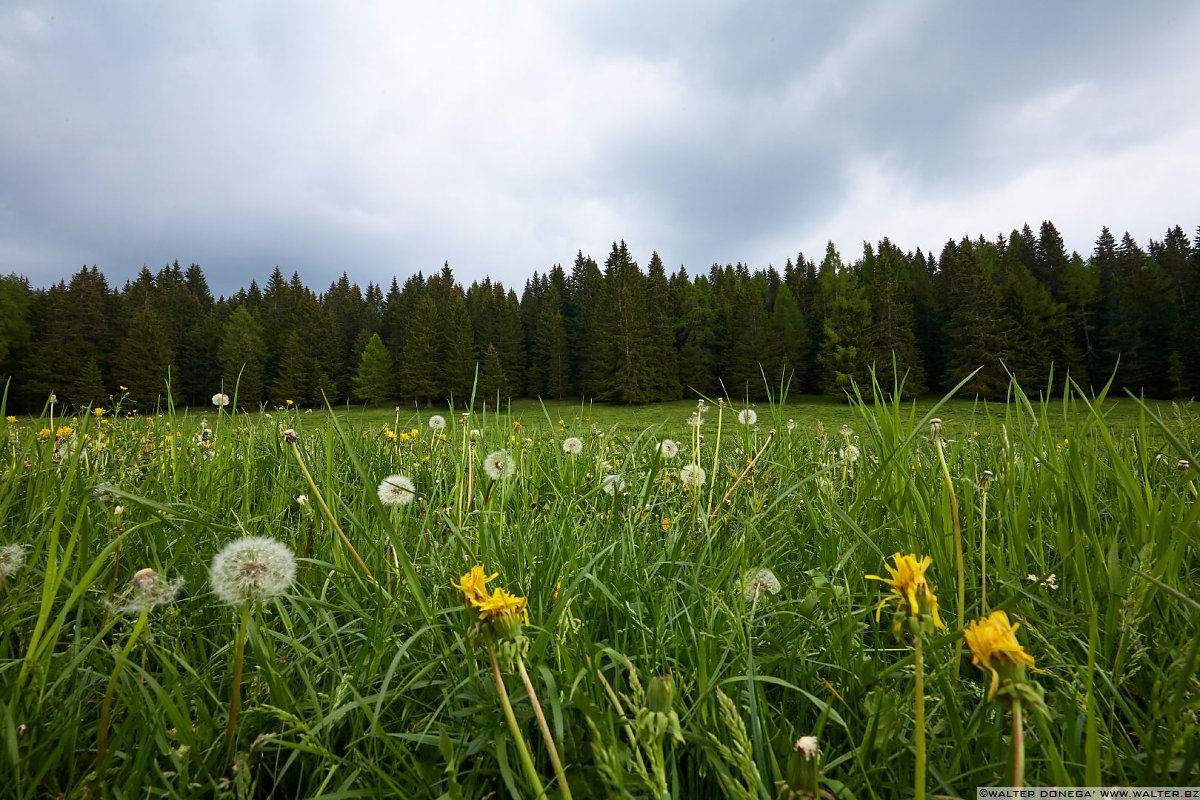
[661,517,671,532]
[866,552,945,628]
[38,427,51,439]
[119,385,128,391]
[56,425,75,439]
[474,586,529,625]
[964,610,1036,701]
[92,408,107,417]
[4,415,16,424]
[409,427,418,437]
[452,565,498,606]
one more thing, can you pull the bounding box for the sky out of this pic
[1,1,1198,297]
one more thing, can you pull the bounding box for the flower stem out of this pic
[1012,696,1025,788]
[287,442,374,582]
[980,485,989,615]
[516,655,572,800]
[935,437,965,675]
[489,645,547,799]
[96,606,149,770]
[913,632,926,800]
[225,601,250,763]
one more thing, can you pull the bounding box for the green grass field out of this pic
[1,383,1197,798]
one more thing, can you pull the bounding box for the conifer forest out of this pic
[1,221,1198,411]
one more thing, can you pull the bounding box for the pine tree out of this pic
[532,281,570,398]
[353,333,394,406]
[477,342,510,404]
[594,242,654,403]
[565,252,604,397]
[113,303,174,410]
[672,269,718,397]
[940,238,1012,397]
[218,306,267,406]
[644,252,681,400]
[398,292,440,404]
[863,239,925,396]
[765,281,809,393]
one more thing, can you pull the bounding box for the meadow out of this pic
[0,381,1197,798]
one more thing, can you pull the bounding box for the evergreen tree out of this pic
[477,342,510,404]
[817,253,875,399]
[644,252,681,400]
[113,303,174,410]
[353,333,394,406]
[940,238,1012,397]
[594,242,654,403]
[863,239,925,396]
[397,291,440,404]
[565,251,604,397]
[531,281,571,398]
[218,306,267,406]
[672,270,718,397]
[765,280,809,393]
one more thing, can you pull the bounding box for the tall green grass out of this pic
[0,379,1196,798]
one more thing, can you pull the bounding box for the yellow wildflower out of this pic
[661,517,671,532]
[409,427,418,437]
[119,385,128,391]
[474,586,530,625]
[56,425,75,439]
[4,416,16,424]
[452,565,498,606]
[964,610,1036,701]
[38,428,51,439]
[92,408,107,417]
[383,427,397,442]
[866,552,945,629]
[286,399,294,406]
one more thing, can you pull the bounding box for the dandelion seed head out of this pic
[281,428,298,444]
[794,736,819,758]
[212,393,230,408]
[658,439,679,459]
[562,437,583,455]
[679,464,706,487]
[483,450,516,480]
[601,474,625,495]
[742,567,781,603]
[428,415,446,430]
[840,444,860,462]
[737,408,757,426]
[377,474,416,507]
[0,544,27,578]
[786,419,797,431]
[116,568,184,615]
[209,536,296,606]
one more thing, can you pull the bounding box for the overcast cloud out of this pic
[1,1,1197,296]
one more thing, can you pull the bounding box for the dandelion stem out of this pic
[489,645,547,799]
[516,655,572,800]
[980,483,989,615]
[1012,696,1025,788]
[96,606,149,770]
[286,441,374,583]
[913,632,927,800]
[225,601,250,762]
[710,429,774,522]
[935,436,965,674]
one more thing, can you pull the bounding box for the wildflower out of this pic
[866,552,945,630]
[929,417,943,437]
[1042,573,1058,590]
[742,567,782,603]
[470,429,481,440]
[212,393,231,407]
[795,736,818,758]
[562,437,583,455]
[1179,459,1191,472]
[0,544,27,578]
[281,428,298,444]
[840,444,860,462]
[738,408,757,426]
[38,428,50,439]
[658,439,679,458]
[4,415,16,424]
[115,568,184,615]
[483,450,516,480]
[377,474,416,507]
[382,427,398,442]
[839,424,853,439]
[964,610,1036,701]
[296,495,308,506]
[56,425,75,439]
[679,464,706,488]
[285,399,294,407]
[601,474,625,495]
[660,517,670,532]
[453,565,498,606]
[474,586,530,625]
[428,415,446,431]
[92,408,106,418]
[786,418,796,431]
[113,505,124,516]
[687,413,703,427]
[209,536,296,606]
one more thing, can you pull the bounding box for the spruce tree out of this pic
[218,306,267,406]
[353,333,394,406]
[594,242,654,403]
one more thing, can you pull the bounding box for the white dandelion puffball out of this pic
[658,439,679,459]
[562,437,583,455]
[680,464,706,487]
[795,736,819,758]
[0,544,28,578]
[483,450,516,480]
[378,474,416,507]
[428,415,446,431]
[738,408,757,426]
[742,567,782,603]
[786,419,797,431]
[601,474,625,495]
[117,568,184,615]
[840,444,860,463]
[209,536,296,605]
[212,393,231,407]
[687,413,702,427]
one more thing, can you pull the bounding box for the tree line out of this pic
[0,220,1197,412]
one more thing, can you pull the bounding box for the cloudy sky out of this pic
[2,2,1197,297]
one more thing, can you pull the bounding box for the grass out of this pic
[0,381,1197,798]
